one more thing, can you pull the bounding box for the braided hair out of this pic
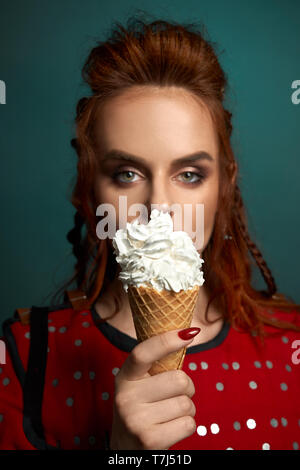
[233,184,277,297]
[66,209,87,289]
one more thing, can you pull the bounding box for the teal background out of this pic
[1,0,299,329]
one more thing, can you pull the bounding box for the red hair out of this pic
[50,14,300,341]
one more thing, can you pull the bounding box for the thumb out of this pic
[120,327,201,381]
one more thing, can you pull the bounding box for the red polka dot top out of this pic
[0,301,299,450]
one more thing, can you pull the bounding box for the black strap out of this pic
[23,306,49,443]
[104,430,111,450]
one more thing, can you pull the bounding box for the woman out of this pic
[1,16,300,451]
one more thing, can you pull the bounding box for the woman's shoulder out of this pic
[258,306,300,362]
[265,305,300,328]
[7,289,91,328]
[1,295,102,372]
[2,301,78,337]
[1,299,98,348]
[0,296,118,405]
[1,287,129,372]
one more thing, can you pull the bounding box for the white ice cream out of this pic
[112,209,205,292]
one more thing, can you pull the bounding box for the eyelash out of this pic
[112,170,206,186]
[111,169,206,186]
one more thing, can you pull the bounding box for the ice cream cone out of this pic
[127,283,200,375]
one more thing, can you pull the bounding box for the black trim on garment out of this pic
[2,317,26,388]
[90,303,231,353]
[22,306,52,448]
[1,302,71,450]
[104,430,111,450]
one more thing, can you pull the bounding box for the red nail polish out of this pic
[178,327,201,340]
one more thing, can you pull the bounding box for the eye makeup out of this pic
[110,165,209,187]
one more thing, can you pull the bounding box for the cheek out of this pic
[203,201,218,248]
[94,178,145,230]
[193,181,219,253]
[94,177,120,207]
[171,187,218,252]
[94,175,145,205]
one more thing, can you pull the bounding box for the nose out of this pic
[152,202,171,213]
[145,175,172,220]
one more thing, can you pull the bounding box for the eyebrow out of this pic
[101,149,214,166]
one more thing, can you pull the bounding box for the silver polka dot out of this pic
[0,368,2,374]
[74,371,82,380]
[280,382,288,391]
[216,382,224,391]
[233,421,241,431]
[285,364,292,372]
[0,414,3,423]
[112,367,120,376]
[298,419,300,427]
[52,379,59,387]
[265,360,273,369]
[89,436,96,446]
[226,447,234,450]
[2,378,10,386]
[25,332,30,339]
[59,327,67,333]
[246,419,256,429]
[89,371,95,380]
[262,443,270,450]
[249,381,258,390]
[74,436,80,445]
[222,363,229,370]
[66,397,74,407]
[48,319,52,323]
[270,418,278,428]
[102,392,109,400]
[281,336,289,344]
[251,331,257,337]
[48,326,56,333]
[293,442,299,450]
[81,312,89,316]
[201,362,208,370]
[281,417,288,427]
[232,362,240,370]
[254,361,262,368]
[74,339,82,346]
[82,321,90,328]
[188,362,197,371]
[197,425,207,436]
[210,423,220,434]
[47,347,50,353]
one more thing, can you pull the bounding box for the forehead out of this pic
[94,86,219,159]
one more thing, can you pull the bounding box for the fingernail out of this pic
[178,327,201,341]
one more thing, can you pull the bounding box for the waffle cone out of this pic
[127,284,200,375]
